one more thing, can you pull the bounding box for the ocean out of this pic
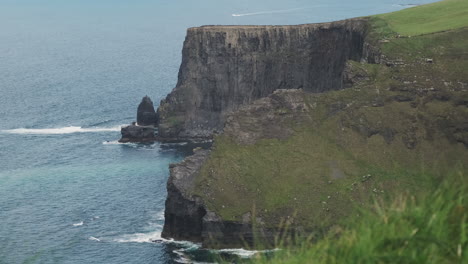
[0,0,437,263]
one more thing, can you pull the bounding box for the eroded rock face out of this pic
[137,96,158,126]
[119,125,156,143]
[162,149,282,248]
[162,150,210,242]
[156,19,372,140]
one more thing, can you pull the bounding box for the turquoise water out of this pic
[0,0,437,263]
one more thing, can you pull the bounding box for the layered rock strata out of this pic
[156,18,374,140]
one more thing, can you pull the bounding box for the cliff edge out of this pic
[161,1,468,248]
[156,18,379,141]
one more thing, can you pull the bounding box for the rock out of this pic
[162,150,211,243]
[119,125,156,143]
[161,150,282,248]
[156,18,375,140]
[137,96,158,126]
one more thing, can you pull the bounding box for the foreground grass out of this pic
[252,174,467,264]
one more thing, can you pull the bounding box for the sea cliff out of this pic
[159,2,468,248]
[156,18,380,141]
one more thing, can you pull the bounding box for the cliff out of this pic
[161,1,468,248]
[162,149,281,248]
[156,18,379,140]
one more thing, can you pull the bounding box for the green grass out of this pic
[251,174,468,264]
[376,0,468,36]
[194,96,468,227]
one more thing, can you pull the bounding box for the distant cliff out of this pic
[156,18,379,140]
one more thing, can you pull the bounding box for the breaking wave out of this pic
[88,236,101,242]
[113,231,200,247]
[113,231,167,243]
[102,140,127,145]
[2,126,123,135]
[213,248,280,258]
[73,221,84,227]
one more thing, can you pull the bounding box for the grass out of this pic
[376,0,468,36]
[251,173,468,264]
[194,96,468,227]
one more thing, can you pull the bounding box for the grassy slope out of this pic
[376,0,468,36]
[192,0,468,250]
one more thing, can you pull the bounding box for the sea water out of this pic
[0,0,437,263]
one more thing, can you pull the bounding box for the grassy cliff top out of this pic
[191,0,468,234]
[376,0,468,36]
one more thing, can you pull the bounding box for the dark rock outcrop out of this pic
[119,96,158,143]
[137,96,158,126]
[162,150,210,242]
[119,124,156,143]
[161,149,285,248]
[156,19,373,140]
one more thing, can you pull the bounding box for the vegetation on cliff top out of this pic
[246,2,468,261]
[181,0,468,257]
[192,0,467,228]
[251,174,467,264]
[375,0,468,36]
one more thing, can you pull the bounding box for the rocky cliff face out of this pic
[161,149,283,248]
[156,19,373,140]
[162,150,209,242]
[160,17,468,247]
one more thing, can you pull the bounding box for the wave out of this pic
[73,221,84,227]
[2,125,123,135]
[160,142,189,147]
[232,7,307,17]
[102,140,127,145]
[113,231,201,248]
[214,248,280,258]
[88,236,101,242]
[113,231,171,244]
[155,210,165,221]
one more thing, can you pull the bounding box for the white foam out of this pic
[173,248,215,264]
[89,236,101,242]
[102,140,126,145]
[113,231,201,248]
[161,142,188,146]
[73,221,84,227]
[155,211,165,221]
[113,231,169,243]
[173,250,191,264]
[232,7,307,17]
[2,125,123,135]
[214,248,280,258]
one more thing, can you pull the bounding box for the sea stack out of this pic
[119,96,157,143]
[137,96,158,126]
